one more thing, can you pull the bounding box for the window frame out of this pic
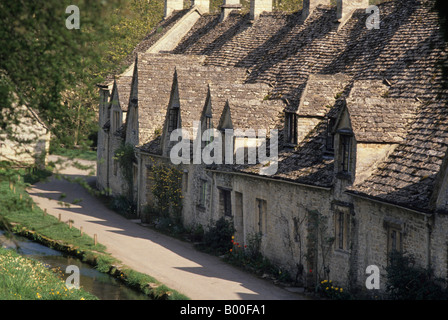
[203,115,214,146]
[285,112,298,145]
[325,117,336,154]
[256,198,267,235]
[168,107,179,133]
[334,207,350,252]
[339,133,352,174]
[387,227,403,255]
[199,179,208,208]
[219,188,232,217]
[113,110,121,132]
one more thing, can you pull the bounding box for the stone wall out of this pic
[210,170,334,286]
[352,196,439,292]
[96,87,111,192]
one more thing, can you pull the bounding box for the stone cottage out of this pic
[97,0,448,292]
[0,102,50,166]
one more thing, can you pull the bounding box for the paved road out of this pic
[26,156,308,300]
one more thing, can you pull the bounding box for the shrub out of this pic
[385,251,448,300]
[110,195,137,218]
[201,217,235,255]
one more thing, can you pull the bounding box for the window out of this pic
[113,159,118,176]
[335,211,349,250]
[257,198,267,235]
[132,163,138,185]
[334,209,350,251]
[168,107,179,133]
[285,112,297,145]
[219,188,232,217]
[326,118,336,153]
[113,110,121,132]
[183,171,188,193]
[199,180,208,207]
[340,134,352,173]
[387,227,402,254]
[203,115,214,147]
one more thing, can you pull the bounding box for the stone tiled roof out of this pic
[297,73,351,117]
[210,116,334,187]
[101,10,190,85]
[207,82,272,128]
[224,98,285,134]
[173,64,247,131]
[174,0,447,104]
[115,76,133,112]
[135,53,208,145]
[347,101,448,212]
[343,80,420,143]
[122,0,448,212]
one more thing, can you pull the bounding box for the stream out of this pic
[0,230,151,300]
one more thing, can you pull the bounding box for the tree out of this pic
[0,0,164,155]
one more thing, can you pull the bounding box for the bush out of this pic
[385,251,448,300]
[110,195,137,218]
[201,217,235,256]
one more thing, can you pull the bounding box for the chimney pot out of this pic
[221,0,242,21]
[301,0,330,21]
[164,0,183,18]
[337,0,369,23]
[191,0,210,13]
[250,0,272,20]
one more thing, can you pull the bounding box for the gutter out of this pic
[205,168,332,191]
[345,190,432,217]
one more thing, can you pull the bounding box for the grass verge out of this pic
[0,166,189,300]
[50,147,97,162]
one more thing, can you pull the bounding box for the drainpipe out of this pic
[425,215,433,269]
[106,131,110,194]
[136,148,142,217]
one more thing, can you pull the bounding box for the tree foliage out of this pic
[0,0,164,155]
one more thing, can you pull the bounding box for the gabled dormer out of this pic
[333,102,356,182]
[201,85,214,147]
[217,100,234,164]
[109,79,123,134]
[161,68,182,157]
[125,57,139,146]
[333,80,419,187]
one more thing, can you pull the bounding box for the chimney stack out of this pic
[164,0,183,18]
[302,0,329,21]
[250,0,272,20]
[221,0,242,21]
[337,0,369,23]
[191,0,210,13]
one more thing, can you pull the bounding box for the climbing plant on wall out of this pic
[114,143,136,199]
[149,163,183,223]
[305,209,335,289]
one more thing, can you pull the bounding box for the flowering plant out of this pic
[318,279,350,300]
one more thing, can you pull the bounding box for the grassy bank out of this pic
[50,147,97,162]
[0,247,97,300]
[0,166,189,300]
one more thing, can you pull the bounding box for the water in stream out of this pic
[0,230,151,300]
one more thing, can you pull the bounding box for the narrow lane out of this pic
[26,155,308,300]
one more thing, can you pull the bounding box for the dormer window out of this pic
[325,118,336,154]
[204,115,214,145]
[113,110,121,132]
[285,112,297,145]
[168,106,179,133]
[340,133,352,173]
